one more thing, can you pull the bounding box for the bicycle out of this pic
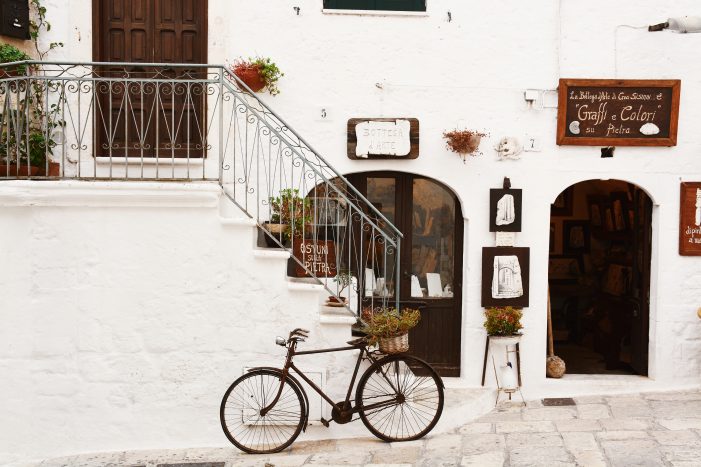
[219,327,445,454]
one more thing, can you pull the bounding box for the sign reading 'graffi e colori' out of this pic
[557,79,681,146]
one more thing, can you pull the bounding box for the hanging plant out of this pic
[231,57,284,96]
[443,129,488,162]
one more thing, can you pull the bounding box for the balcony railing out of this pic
[0,60,402,316]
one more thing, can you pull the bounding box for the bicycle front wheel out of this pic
[356,354,444,442]
[220,369,305,454]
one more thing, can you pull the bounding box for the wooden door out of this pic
[94,0,207,158]
[630,189,652,375]
[350,172,463,376]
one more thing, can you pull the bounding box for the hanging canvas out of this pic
[489,188,523,232]
[481,247,530,307]
[680,182,701,255]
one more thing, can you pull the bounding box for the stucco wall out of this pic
[2,0,701,462]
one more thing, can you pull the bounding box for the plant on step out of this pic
[483,306,523,336]
[329,270,353,304]
[443,129,488,162]
[269,188,312,238]
[231,57,284,96]
[362,307,421,345]
[0,44,31,75]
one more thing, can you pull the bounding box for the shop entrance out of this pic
[548,180,652,375]
[347,172,463,376]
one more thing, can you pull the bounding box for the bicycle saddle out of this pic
[346,336,367,346]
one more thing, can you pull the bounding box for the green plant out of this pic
[0,44,31,74]
[483,306,523,336]
[269,189,312,237]
[234,56,284,95]
[333,270,353,295]
[443,129,488,161]
[363,307,421,345]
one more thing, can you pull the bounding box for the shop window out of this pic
[324,0,426,12]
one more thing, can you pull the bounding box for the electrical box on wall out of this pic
[0,0,30,40]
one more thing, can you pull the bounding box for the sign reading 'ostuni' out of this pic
[557,79,681,146]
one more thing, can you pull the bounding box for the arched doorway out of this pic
[346,172,463,377]
[548,180,652,375]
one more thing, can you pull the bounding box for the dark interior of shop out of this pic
[548,180,652,376]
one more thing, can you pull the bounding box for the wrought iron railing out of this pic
[0,61,402,316]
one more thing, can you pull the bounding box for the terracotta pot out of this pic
[327,296,347,304]
[233,64,266,92]
[36,161,61,177]
[0,164,40,177]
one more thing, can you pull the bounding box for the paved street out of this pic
[38,390,701,467]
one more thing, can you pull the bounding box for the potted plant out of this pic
[0,44,31,77]
[264,188,312,247]
[328,270,353,306]
[484,306,523,344]
[363,306,421,354]
[231,57,284,96]
[443,129,488,162]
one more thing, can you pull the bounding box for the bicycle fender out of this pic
[247,366,311,432]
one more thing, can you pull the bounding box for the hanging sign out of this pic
[680,182,701,256]
[293,239,338,277]
[557,79,681,146]
[347,118,419,160]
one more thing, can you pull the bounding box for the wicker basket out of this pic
[378,333,409,354]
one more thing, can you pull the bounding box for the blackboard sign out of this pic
[557,79,680,147]
[680,182,701,256]
[293,239,338,278]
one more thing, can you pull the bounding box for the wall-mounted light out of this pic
[649,16,701,33]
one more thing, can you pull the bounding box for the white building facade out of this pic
[2,0,701,464]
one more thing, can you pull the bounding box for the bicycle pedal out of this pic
[320,417,330,428]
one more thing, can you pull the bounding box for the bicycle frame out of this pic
[260,340,400,418]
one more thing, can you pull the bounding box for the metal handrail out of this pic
[0,60,402,314]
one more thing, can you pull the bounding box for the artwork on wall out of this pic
[489,188,523,232]
[551,186,573,216]
[347,118,419,160]
[548,255,584,285]
[481,247,530,307]
[587,195,603,228]
[563,220,591,254]
[679,182,701,255]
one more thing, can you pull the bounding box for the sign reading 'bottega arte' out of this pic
[557,79,681,146]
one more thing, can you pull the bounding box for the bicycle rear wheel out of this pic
[356,354,444,442]
[220,369,305,453]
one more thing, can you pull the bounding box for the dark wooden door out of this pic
[94,0,207,158]
[349,172,463,376]
[630,189,652,375]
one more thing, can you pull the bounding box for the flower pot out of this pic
[489,334,522,346]
[378,333,409,354]
[262,222,289,247]
[35,161,60,177]
[233,64,266,93]
[0,164,40,177]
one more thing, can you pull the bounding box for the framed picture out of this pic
[489,188,522,232]
[611,192,629,231]
[679,182,701,255]
[587,195,603,228]
[602,263,631,296]
[563,220,590,254]
[548,255,584,285]
[551,186,573,217]
[481,247,529,307]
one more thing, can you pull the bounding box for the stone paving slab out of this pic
[33,389,701,467]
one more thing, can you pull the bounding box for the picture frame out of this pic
[551,186,573,217]
[489,188,523,232]
[481,247,530,307]
[679,182,701,255]
[563,220,591,254]
[548,254,584,285]
[549,222,557,254]
[587,195,603,228]
[610,191,630,231]
[602,263,631,296]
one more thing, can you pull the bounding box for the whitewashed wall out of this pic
[2,0,701,463]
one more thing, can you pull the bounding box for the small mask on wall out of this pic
[495,137,523,160]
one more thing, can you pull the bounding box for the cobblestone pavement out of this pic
[39,390,701,467]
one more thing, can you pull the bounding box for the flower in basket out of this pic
[230,56,284,95]
[362,307,421,353]
[443,129,488,162]
[483,306,523,336]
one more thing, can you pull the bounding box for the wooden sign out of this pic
[347,118,419,160]
[557,79,681,146]
[680,182,701,256]
[293,239,338,277]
